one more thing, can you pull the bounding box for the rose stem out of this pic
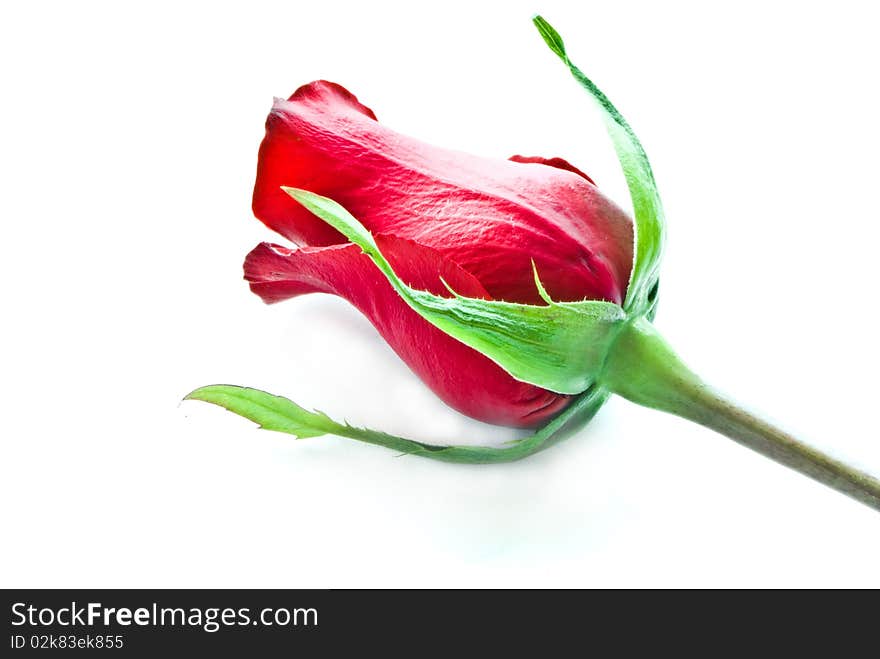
[600,316,880,511]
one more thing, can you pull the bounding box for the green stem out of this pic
[601,316,880,511]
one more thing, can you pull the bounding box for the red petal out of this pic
[252,81,633,305]
[508,155,595,185]
[244,235,569,427]
[252,81,379,248]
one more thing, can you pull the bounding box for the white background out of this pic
[2,0,879,587]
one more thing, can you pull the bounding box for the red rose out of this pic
[188,16,880,511]
[245,80,633,427]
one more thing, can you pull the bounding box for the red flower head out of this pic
[245,80,634,427]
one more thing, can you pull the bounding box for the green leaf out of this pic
[283,187,627,395]
[185,383,609,463]
[532,15,665,315]
[184,384,334,438]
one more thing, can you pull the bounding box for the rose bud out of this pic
[187,16,880,511]
[242,79,634,427]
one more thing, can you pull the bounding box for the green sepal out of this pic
[185,383,608,463]
[283,187,627,396]
[184,384,334,438]
[533,15,665,316]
